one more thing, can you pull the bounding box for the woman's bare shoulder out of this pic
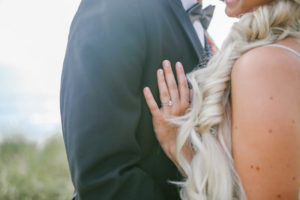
[232,44,300,80]
[230,45,300,199]
[231,44,300,99]
[231,44,300,126]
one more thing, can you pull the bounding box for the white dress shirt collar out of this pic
[180,0,205,47]
[181,0,197,11]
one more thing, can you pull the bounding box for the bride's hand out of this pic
[143,60,190,165]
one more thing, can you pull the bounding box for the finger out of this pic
[143,87,161,118]
[157,69,171,106]
[162,60,179,102]
[175,62,189,106]
[205,32,218,54]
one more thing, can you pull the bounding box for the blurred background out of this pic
[0,0,236,199]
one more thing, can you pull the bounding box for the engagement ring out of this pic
[161,100,173,107]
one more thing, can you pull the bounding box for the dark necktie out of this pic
[187,3,215,30]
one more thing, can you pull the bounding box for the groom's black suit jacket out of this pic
[61,0,208,199]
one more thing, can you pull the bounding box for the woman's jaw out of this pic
[224,0,273,17]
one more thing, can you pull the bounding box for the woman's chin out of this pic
[225,7,237,17]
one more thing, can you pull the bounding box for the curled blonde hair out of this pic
[173,0,300,199]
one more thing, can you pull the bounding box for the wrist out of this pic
[162,142,177,163]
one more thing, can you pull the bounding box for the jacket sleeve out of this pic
[60,1,166,199]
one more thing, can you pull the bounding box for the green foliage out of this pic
[0,135,73,200]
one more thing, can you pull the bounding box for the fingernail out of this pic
[144,87,149,92]
[163,60,170,68]
[158,69,163,75]
[176,62,182,69]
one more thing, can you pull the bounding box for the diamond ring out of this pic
[161,100,173,107]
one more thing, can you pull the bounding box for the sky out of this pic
[0,0,81,141]
[0,0,80,96]
[0,0,236,141]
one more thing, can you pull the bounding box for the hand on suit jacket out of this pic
[143,60,194,176]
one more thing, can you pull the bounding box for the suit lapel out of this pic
[167,0,204,63]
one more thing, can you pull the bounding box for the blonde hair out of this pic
[173,0,300,199]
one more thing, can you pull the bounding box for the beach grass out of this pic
[0,134,73,200]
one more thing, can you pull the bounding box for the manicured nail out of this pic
[163,60,170,68]
[176,62,182,69]
[158,69,163,75]
[144,87,149,92]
